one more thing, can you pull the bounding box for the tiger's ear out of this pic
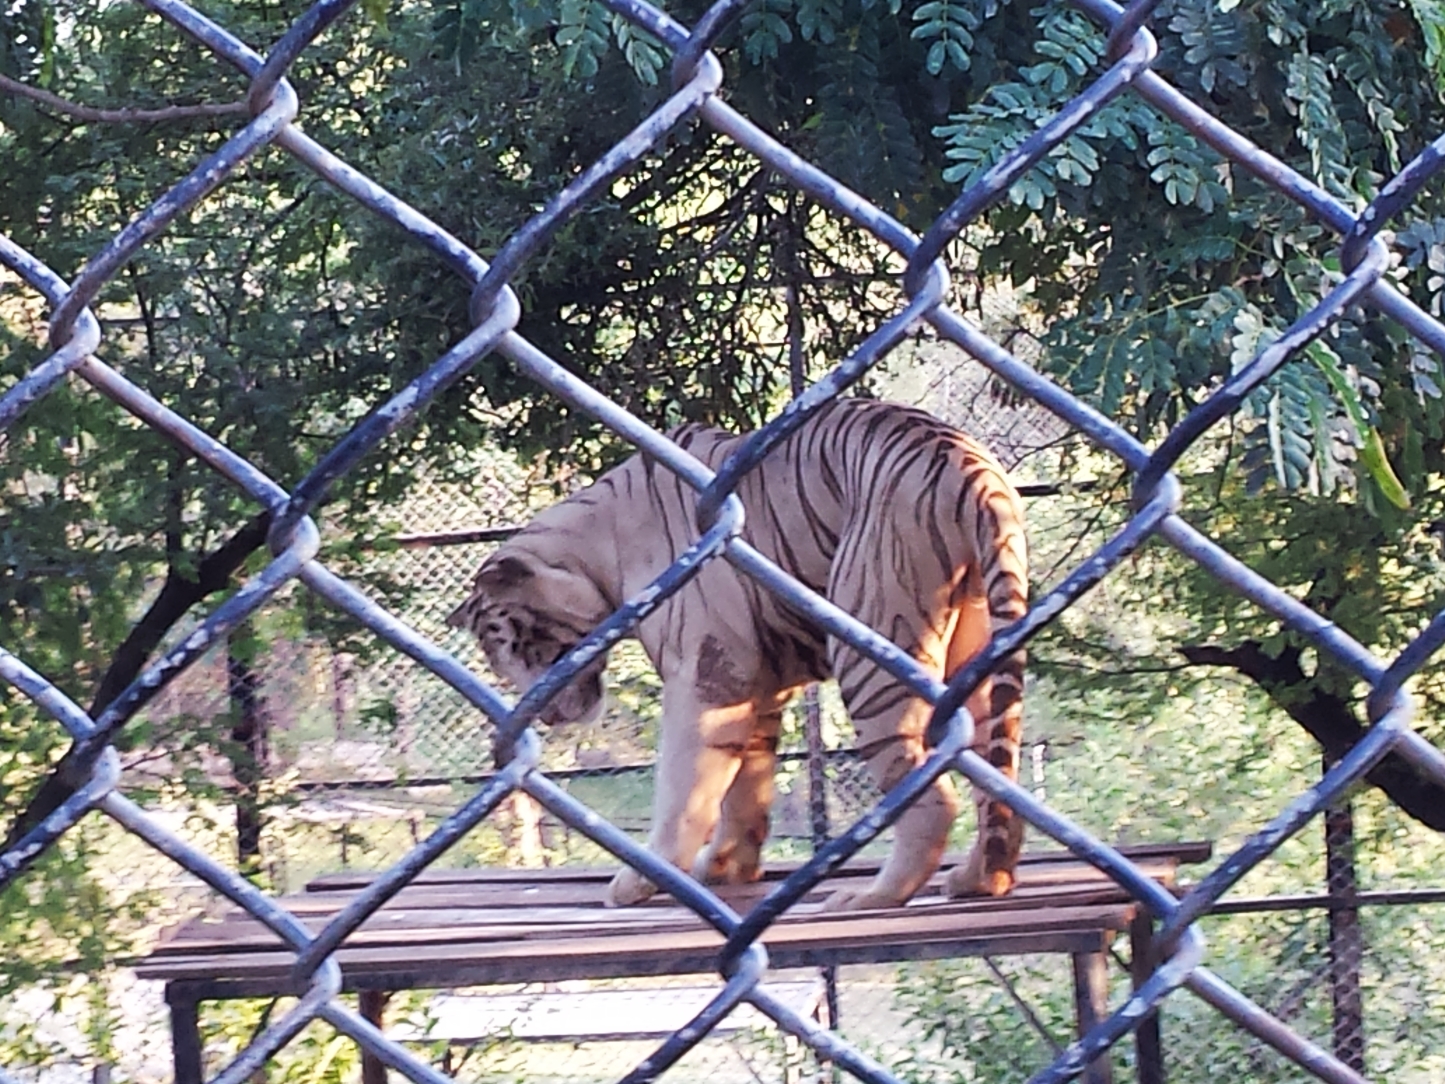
[476,554,535,590]
[449,554,536,629]
[444,600,472,629]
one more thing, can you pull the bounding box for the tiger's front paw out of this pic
[819,884,908,912]
[945,848,1016,898]
[692,843,763,886]
[605,866,658,907]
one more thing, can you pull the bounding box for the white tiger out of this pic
[449,398,1028,910]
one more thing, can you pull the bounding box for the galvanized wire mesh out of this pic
[4,0,1445,1082]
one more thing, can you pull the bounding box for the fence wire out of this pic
[4,0,1445,1082]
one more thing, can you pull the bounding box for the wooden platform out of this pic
[137,842,1210,1083]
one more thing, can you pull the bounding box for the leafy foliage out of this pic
[911,0,996,76]
[1168,0,1250,95]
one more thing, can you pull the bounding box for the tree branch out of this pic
[3,511,272,851]
[86,511,273,717]
[0,73,248,124]
[1178,640,1445,832]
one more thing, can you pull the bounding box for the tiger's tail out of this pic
[945,475,1029,897]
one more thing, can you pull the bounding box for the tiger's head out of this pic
[446,549,612,726]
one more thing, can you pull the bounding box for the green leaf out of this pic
[360,0,390,29]
[926,38,947,75]
[796,0,841,42]
[741,0,795,62]
[1361,427,1411,509]
[557,0,610,78]
[1285,49,1355,198]
[1408,0,1445,90]
[909,0,978,72]
[612,15,665,85]
[1305,340,1368,436]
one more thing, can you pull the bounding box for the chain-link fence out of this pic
[5,0,1445,1082]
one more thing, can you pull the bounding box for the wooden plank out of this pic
[243,853,1183,921]
[143,878,1161,965]
[138,901,1135,981]
[302,842,1212,892]
[144,871,1165,960]
[166,987,204,1084]
[1131,910,1164,1084]
[139,905,1134,980]
[142,853,1186,964]
[359,990,390,1084]
[1072,951,1113,1084]
[307,864,620,890]
[292,856,1183,912]
[164,867,1150,928]
[166,900,698,944]
[136,901,1133,984]
[135,842,1203,1014]
[151,927,1118,999]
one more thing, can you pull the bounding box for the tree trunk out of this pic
[227,631,268,879]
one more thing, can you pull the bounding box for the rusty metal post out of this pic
[1324,756,1365,1073]
[1130,909,1165,1084]
[166,985,204,1084]
[360,989,392,1084]
[1072,950,1114,1084]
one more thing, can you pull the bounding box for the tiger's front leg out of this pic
[693,703,782,886]
[605,695,755,907]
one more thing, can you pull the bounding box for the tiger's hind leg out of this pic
[820,692,962,911]
[944,595,1026,899]
[821,625,963,910]
[817,518,971,911]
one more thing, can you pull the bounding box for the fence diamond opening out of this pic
[4,0,1445,1082]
